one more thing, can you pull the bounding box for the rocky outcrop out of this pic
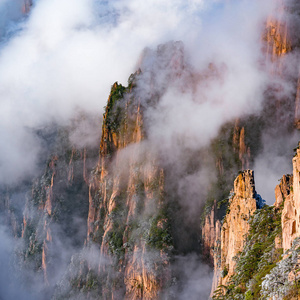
[275,174,293,208]
[201,202,222,298]
[281,147,300,252]
[265,16,291,61]
[232,121,251,170]
[263,1,300,132]
[263,0,292,74]
[210,170,258,294]
[202,119,256,297]
[219,170,258,285]
[295,78,300,129]
[209,144,300,298]
[20,133,93,288]
[202,200,220,265]
[84,77,172,299]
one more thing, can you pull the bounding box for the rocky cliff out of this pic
[220,171,258,284]
[52,51,179,299]
[87,79,171,299]
[209,171,261,296]
[205,2,300,297]
[19,127,97,295]
[210,146,300,299]
[1,0,300,298]
[281,147,300,252]
[265,14,291,66]
[295,79,300,128]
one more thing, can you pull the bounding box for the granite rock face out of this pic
[281,148,300,252]
[213,171,258,289]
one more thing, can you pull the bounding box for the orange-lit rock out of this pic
[265,17,291,61]
[275,174,293,208]
[281,148,300,252]
[218,170,257,287]
[85,80,171,299]
[294,77,300,128]
[232,123,251,170]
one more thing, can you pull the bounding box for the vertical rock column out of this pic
[282,148,300,252]
[218,170,257,287]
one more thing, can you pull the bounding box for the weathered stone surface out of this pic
[86,72,173,299]
[210,219,221,298]
[232,121,251,171]
[295,77,300,129]
[275,174,293,208]
[202,200,219,264]
[209,170,258,296]
[220,170,257,286]
[282,148,300,252]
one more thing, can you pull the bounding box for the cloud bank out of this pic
[0,0,277,185]
[0,0,299,298]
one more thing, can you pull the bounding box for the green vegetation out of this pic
[104,82,126,133]
[213,205,283,299]
[31,159,55,206]
[106,195,128,261]
[146,210,173,251]
[221,265,229,278]
[261,238,300,299]
[293,143,300,157]
[101,74,143,156]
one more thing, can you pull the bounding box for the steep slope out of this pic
[1,1,299,299]
[210,171,264,297]
[53,65,175,299]
[211,147,300,299]
[88,80,172,299]
[280,146,300,252]
[19,127,98,296]
[205,2,300,296]
[220,171,260,285]
[212,203,282,299]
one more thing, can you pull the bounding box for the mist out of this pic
[0,0,299,299]
[0,0,277,185]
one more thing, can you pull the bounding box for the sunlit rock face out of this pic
[209,149,300,298]
[295,79,300,129]
[87,83,171,299]
[219,171,258,286]
[54,43,189,299]
[275,174,293,209]
[263,0,292,71]
[280,148,300,252]
[264,0,300,129]
[206,3,299,294]
[1,0,300,298]
[265,16,291,62]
